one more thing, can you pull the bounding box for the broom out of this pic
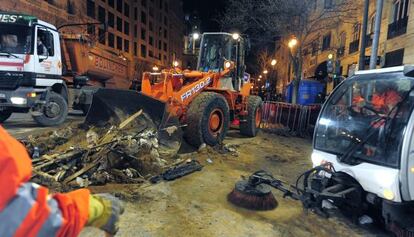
[227,179,278,211]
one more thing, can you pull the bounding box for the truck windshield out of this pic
[0,24,32,55]
[197,34,233,72]
[314,72,414,168]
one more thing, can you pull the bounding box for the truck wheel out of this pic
[0,109,12,123]
[33,92,68,126]
[240,96,263,137]
[184,92,230,147]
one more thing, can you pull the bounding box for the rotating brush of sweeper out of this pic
[227,179,278,211]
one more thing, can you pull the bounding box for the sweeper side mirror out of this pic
[404,66,414,78]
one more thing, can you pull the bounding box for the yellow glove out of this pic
[87,194,124,235]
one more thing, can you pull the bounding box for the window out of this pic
[384,48,404,67]
[67,0,75,14]
[369,13,376,34]
[116,0,122,13]
[117,17,122,32]
[134,24,138,37]
[98,27,106,45]
[141,11,147,24]
[108,0,114,8]
[124,3,130,17]
[324,0,333,9]
[315,75,414,168]
[134,8,138,20]
[87,25,96,36]
[117,36,122,50]
[352,23,361,41]
[163,42,167,51]
[124,21,130,35]
[134,42,138,56]
[124,39,129,52]
[37,29,54,56]
[149,36,153,46]
[164,29,167,38]
[142,0,147,7]
[149,21,153,31]
[98,6,106,24]
[339,32,346,47]
[164,16,168,26]
[311,40,319,56]
[149,7,154,17]
[158,40,162,50]
[87,0,95,18]
[391,0,410,23]
[141,44,147,57]
[149,50,154,58]
[322,33,331,51]
[108,12,115,28]
[141,29,146,40]
[108,32,115,48]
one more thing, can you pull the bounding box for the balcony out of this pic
[337,46,345,57]
[387,17,409,39]
[349,39,360,54]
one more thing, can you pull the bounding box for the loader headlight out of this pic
[383,189,395,201]
[11,97,27,105]
[224,60,234,69]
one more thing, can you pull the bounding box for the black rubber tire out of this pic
[240,96,263,137]
[0,109,12,123]
[33,92,68,126]
[184,92,230,147]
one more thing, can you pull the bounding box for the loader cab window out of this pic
[197,34,233,72]
[37,29,54,57]
[0,24,33,54]
[314,73,414,168]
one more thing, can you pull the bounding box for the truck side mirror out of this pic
[39,54,48,63]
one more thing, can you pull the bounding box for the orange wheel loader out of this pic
[85,33,263,151]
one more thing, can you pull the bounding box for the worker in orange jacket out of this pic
[0,126,124,237]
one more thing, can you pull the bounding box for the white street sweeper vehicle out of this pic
[229,66,414,235]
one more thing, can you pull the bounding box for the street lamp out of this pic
[263,70,269,74]
[192,33,200,40]
[259,75,263,79]
[173,60,179,67]
[271,59,277,66]
[232,33,240,40]
[152,65,159,72]
[288,38,298,48]
[328,53,334,60]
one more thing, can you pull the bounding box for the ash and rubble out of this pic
[21,111,185,191]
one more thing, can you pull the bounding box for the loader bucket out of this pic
[84,88,182,157]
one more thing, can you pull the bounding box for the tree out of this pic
[220,0,360,103]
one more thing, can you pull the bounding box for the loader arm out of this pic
[141,67,233,116]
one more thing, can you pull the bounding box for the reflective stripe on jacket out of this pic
[0,126,90,237]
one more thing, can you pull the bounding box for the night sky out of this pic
[183,0,226,32]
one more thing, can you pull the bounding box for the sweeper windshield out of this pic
[314,72,414,168]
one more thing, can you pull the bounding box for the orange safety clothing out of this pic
[372,90,402,113]
[0,126,90,237]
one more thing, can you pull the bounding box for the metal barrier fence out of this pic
[261,102,322,137]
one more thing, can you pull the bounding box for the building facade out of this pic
[275,0,412,94]
[0,0,184,80]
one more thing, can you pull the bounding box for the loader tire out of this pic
[0,109,12,123]
[240,96,263,137]
[185,92,230,147]
[33,92,68,126]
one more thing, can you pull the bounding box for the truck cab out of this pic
[312,66,414,232]
[0,12,68,126]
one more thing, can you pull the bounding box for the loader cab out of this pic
[197,33,247,91]
[312,66,414,203]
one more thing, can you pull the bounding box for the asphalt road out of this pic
[2,111,85,138]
